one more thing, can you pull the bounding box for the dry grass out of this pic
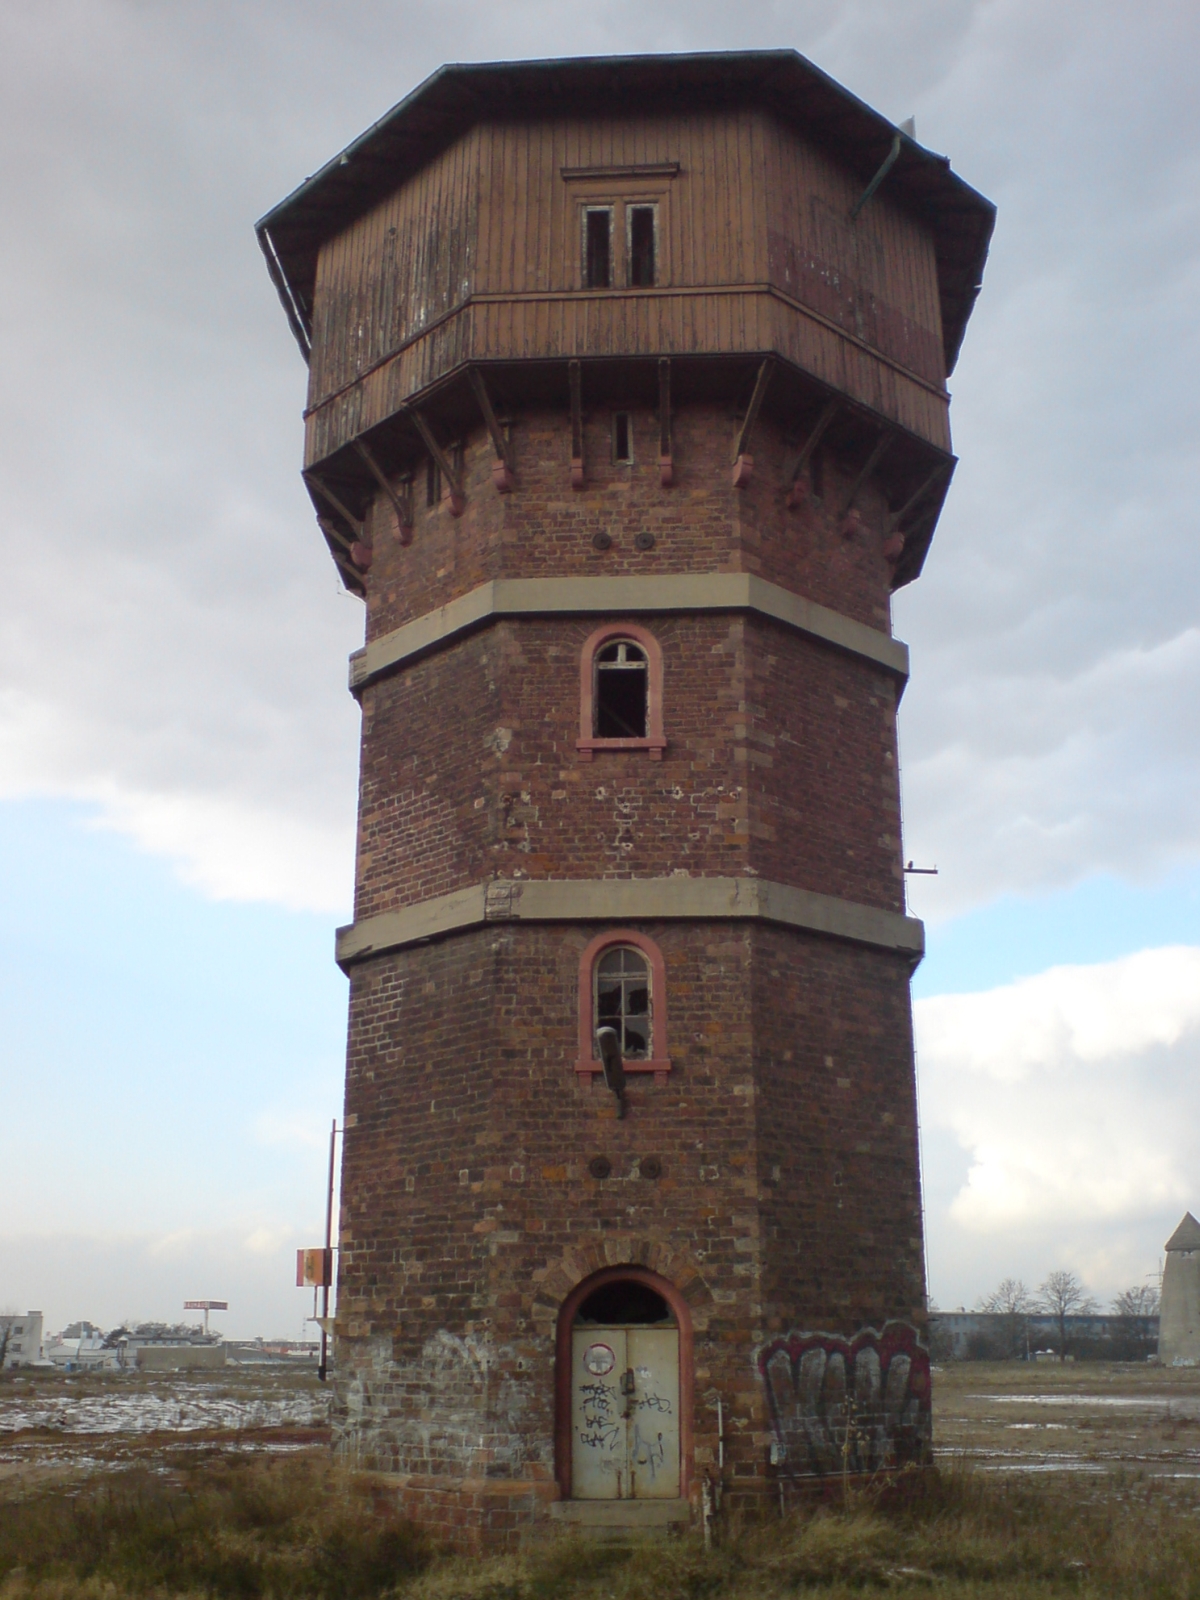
[0,1451,428,1600]
[4,1454,1200,1600]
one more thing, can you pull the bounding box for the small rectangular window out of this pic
[584,207,612,289]
[628,205,656,287]
[613,412,633,464]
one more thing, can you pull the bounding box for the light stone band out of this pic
[335,875,924,970]
[348,574,909,693]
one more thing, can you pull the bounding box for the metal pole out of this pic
[319,1119,336,1382]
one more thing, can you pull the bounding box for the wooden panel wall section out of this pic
[308,127,483,408]
[303,106,953,462]
[763,116,945,386]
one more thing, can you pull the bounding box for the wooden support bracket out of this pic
[308,472,374,576]
[316,515,369,589]
[658,358,674,487]
[408,410,465,516]
[352,440,413,545]
[840,431,892,537]
[569,360,584,490]
[467,368,516,493]
[306,473,364,538]
[882,461,951,561]
[732,357,774,488]
[786,401,839,510]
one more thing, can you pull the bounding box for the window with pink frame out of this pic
[577,622,666,760]
[575,930,671,1083]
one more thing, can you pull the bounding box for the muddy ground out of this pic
[3,1359,1200,1488]
[0,1364,329,1488]
[934,1359,1200,1477]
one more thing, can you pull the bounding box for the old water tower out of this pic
[258,50,992,1546]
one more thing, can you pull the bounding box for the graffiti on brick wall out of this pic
[758,1321,931,1477]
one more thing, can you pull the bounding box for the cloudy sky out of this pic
[2,0,1197,1338]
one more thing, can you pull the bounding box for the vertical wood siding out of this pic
[306,108,947,443]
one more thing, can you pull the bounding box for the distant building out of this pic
[0,1312,44,1368]
[44,1332,120,1371]
[930,1310,1158,1362]
[1159,1212,1200,1366]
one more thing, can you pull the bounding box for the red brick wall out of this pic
[334,918,924,1542]
[334,399,925,1546]
[355,614,904,922]
[361,404,896,643]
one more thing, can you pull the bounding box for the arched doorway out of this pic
[555,1267,693,1502]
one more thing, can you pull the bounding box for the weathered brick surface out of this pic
[334,920,923,1537]
[354,612,903,921]
[361,404,895,643]
[335,398,925,1546]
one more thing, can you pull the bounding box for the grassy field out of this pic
[3,1362,1200,1599]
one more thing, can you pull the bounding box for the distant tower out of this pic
[1159,1212,1200,1366]
[259,51,992,1547]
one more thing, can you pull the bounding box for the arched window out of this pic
[577,623,666,760]
[576,930,670,1082]
[596,945,651,1058]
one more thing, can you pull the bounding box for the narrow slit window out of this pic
[628,205,656,287]
[584,207,613,289]
[595,946,651,1059]
[594,640,648,738]
[613,412,633,464]
[425,455,440,507]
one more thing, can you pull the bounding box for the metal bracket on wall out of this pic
[569,360,585,490]
[731,357,774,488]
[407,409,465,516]
[786,400,839,510]
[352,439,414,544]
[658,358,674,487]
[467,368,516,493]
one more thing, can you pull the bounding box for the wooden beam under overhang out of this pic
[467,367,516,491]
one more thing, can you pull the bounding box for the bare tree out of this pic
[1038,1270,1096,1361]
[1110,1284,1160,1362]
[977,1278,1035,1360]
[1112,1285,1159,1318]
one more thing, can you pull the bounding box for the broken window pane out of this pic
[596,946,652,1058]
[585,208,612,288]
[594,640,648,738]
[629,205,656,287]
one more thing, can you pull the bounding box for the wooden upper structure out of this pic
[257,51,993,590]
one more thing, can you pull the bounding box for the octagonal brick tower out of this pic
[258,51,992,1549]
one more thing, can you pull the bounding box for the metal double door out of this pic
[571,1325,680,1499]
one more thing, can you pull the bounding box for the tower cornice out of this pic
[348,573,909,695]
[335,874,924,972]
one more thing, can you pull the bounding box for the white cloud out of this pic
[243,1226,294,1257]
[916,946,1200,1302]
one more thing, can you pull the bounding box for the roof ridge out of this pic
[1165,1211,1200,1251]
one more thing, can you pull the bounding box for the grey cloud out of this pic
[1,0,1197,917]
